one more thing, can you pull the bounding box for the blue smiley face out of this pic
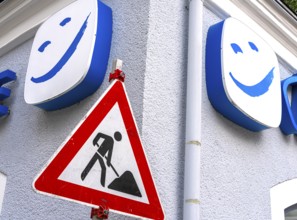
[37,17,72,53]
[25,0,112,111]
[228,41,275,97]
[31,15,90,83]
[206,17,281,131]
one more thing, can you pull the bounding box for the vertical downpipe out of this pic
[183,0,203,219]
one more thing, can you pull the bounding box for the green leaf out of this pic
[282,0,297,13]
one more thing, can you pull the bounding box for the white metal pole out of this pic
[90,59,123,220]
[183,0,203,219]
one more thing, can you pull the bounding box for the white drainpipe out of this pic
[183,0,203,219]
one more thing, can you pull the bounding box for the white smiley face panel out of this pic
[206,17,281,131]
[24,0,112,111]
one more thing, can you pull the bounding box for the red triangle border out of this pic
[33,80,164,219]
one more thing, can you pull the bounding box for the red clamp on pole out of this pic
[109,59,125,82]
[109,69,125,82]
[90,206,109,220]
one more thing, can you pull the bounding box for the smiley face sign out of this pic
[24,0,112,110]
[206,17,281,131]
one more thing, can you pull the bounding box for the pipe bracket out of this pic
[186,140,201,146]
[185,199,201,204]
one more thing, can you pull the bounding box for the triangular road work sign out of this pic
[33,80,164,219]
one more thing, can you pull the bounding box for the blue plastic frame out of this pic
[36,1,112,111]
[205,20,267,131]
[279,75,297,135]
[0,70,17,86]
[0,69,17,117]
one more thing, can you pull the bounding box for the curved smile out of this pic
[229,67,275,97]
[31,14,90,83]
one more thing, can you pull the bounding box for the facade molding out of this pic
[270,178,297,220]
[0,0,76,58]
[0,172,6,216]
[205,0,297,71]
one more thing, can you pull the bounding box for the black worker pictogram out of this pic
[81,131,142,197]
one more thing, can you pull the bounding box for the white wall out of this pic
[0,0,297,219]
[141,0,188,218]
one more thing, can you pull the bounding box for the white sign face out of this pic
[221,18,281,128]
[24,0,112,110]
[58,103,149,204]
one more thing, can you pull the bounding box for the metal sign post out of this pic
[90,59,124,220]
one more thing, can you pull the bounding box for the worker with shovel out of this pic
[81,131,122,187]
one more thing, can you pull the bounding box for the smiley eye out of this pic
[38,41,51,53]
[60,17,71,27]
[231,43,243,54]
[249,41,258,52]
